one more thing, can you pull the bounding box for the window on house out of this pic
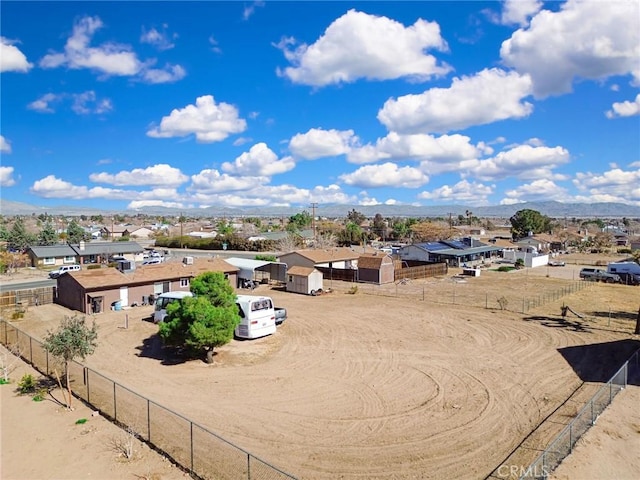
[180,278,189,288]
[63,256,76,264]
[288,275,293,282]
[43,257,55,265]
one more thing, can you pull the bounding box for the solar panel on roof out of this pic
[423,243,449,251]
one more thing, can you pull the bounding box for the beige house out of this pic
[55,257,239,314]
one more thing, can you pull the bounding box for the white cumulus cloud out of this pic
[89,164,188,187]
[277,9,450,87]
[347,132,481,172]
[39,16,185,83]
[500,0,640,98]
[289,128,358,159]
[221,143,295,176]
[468,144,570,181]
[0,37,33,72]
[418,180,494,204]
[0,135,12,153]
[0,166,16,187]
[190,169,270,193]
[501,179,570,203]
[378,68,534,134]
[500,0,542,26]
[606,93,640,118]
[147,95,246,143]
[339,162,429,188]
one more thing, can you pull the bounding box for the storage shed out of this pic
[286,266,323,295]
[358,252,395,284]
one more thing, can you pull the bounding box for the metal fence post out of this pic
[113,382,117,420]
[147,399,151,442]
[247,453,251,480]
[190,422,194,474]
[29,337,32,364]
[86,368,90,404]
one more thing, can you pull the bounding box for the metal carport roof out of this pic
[224,257,288,283]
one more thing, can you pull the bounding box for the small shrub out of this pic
[75,418,88,425]
[497,265,515,272]
[347,285,359,295]
[11,311,24,320]
[86,264,102,270]
[18,373,36,394]
[32,388,47,402]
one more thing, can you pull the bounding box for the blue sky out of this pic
[1,0,639,212]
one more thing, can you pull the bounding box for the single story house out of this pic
[286,266,323,295]
[55,257,239,314]
[397,238,502,267]
[28,241,145,268]
[357,252,395,284]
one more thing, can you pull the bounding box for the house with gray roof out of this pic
[27,241,145,269]
[397,238,502,267]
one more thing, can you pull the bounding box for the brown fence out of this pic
[0,320,297,480]
[394,263,448,281]
[0,287,54,312]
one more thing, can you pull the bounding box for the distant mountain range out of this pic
[1,199,639,219]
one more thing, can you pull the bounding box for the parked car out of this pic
[548,261,565,267]
[274,307,287,325]
[142,258,162,265]
[48,264,81,278]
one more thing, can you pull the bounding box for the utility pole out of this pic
[310,202,318,243]
[180,212,184,248]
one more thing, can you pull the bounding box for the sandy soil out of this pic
[1,253,639,480]
[550,384,640,480]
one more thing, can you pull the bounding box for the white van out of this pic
[49,264,81,278]
[235,295,277,340]
[153,291,193,323]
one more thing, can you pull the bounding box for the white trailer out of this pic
[607,261,640,276]
[235,295,277,339]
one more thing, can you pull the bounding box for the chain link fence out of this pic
[0,320,297,480]
[517,349,638,480]
[340,277,590,314]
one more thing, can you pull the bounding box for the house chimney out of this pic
[79,240,85,251]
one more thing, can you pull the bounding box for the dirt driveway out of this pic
[2,253,639,480]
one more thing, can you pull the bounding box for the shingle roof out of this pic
[283,247,360,263]
[29,245,77,257]
[286,266,318,276]
[72,241,144,255]
[67,257,239,290]
[357,253,392,269]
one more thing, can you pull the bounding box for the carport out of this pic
[224,257,288,286]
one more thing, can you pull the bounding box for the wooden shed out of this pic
[286,266,324,295]
[358,252,395,284]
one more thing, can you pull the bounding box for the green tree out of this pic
[216,220,234,236]
[38,221,58,245]
[346,209,366,225]
[43,315,98,409]
[286,211,312,233]
[7,217,36,251]
[66,219,88,244]
[158,272,240,363]
[509,209,550,239]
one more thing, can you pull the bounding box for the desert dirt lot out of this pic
[2,255,640,480]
